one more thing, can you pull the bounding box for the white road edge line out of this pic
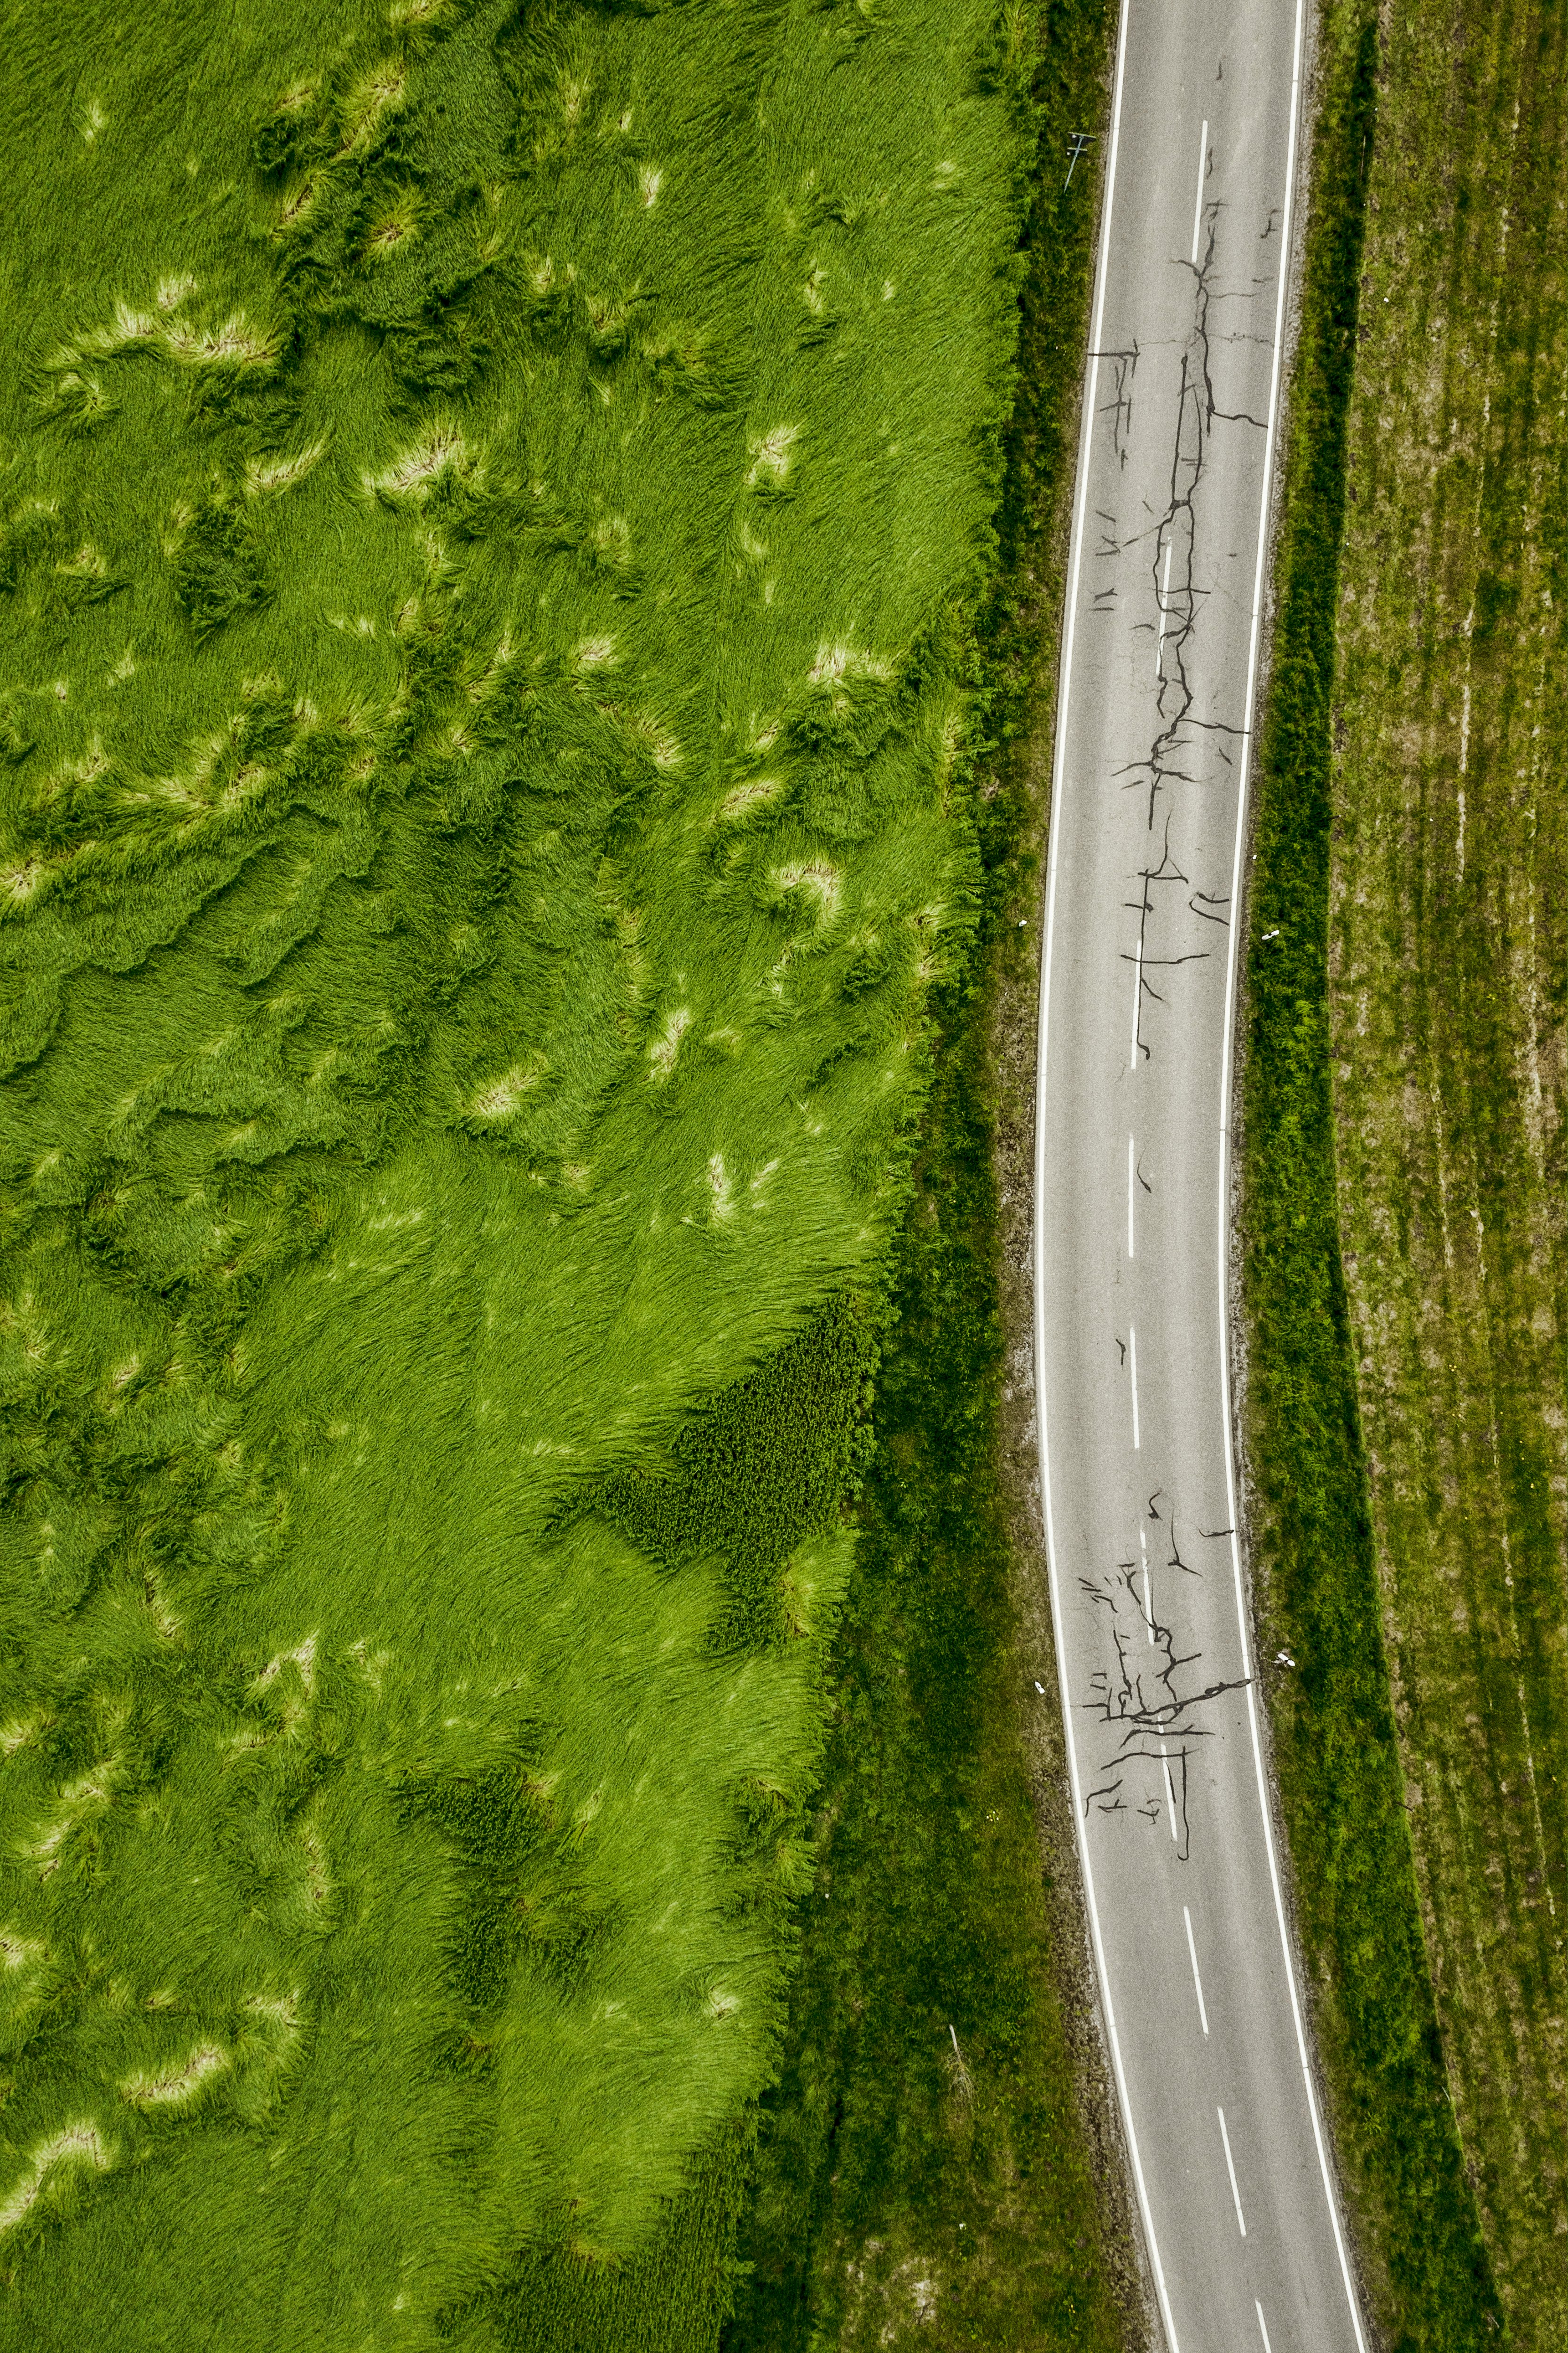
[1128,1131,1136,1257]
[1032,4,1183,2349]
[1256,2301,1276,2353]
[1129,1324,1140,1450]
[1183,1903,1210,2034]
[1216,0,1370,2343]
[1190,118,1208,266]
[1217,2105,1247,2237]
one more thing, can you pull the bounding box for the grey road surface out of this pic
[1032,5,1370,2350]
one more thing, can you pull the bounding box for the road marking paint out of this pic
[1255,2303,1274,2353]
[1129,1324,1140,1451]
[1036,0,1364,2338]
[1217,2106,1246,2236]
[1183,1905,1209,2033]
[1190,119,1208,265]
[1129,929,1143,1067]
[1160,1744,1179,1840]
[1214,0,1370,2342]
[1032,6,1183,2346]
[1128,1132,1136,1257]
[1155,539,1173,672]
[1139,1525,1153,1642]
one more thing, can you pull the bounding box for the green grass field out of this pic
[1241,4,1564,2348]
[0,2,1051,2341]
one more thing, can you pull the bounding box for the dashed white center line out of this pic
[1129,930,1143,1068]
[1217,2105,1247,2236]
[1160,1743,1179,1841]
[1190,118,1209,266]
[1129,1324,1141,1450]
[1255,2302,1275,2353]
[1128,1131,1136,1258]
[1183,1904,1209,2034]
[1139,1525,1153,1643]
[1155,539,1173,673]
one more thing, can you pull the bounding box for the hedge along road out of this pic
[1032,5,1369,2350]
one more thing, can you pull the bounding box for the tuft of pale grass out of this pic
[363,423,471,502]
[624,709,681,768]
[362,191,420,259]
[1,857,46,909]
[706,1154,735,1222]
[77,300,157,355]
[808,640,891,686]
[745,424,799,486]
[0,2126,111,2236]
[648,1007,690,1081]
[337,60,407,154]
[243,1990,300,2036]
[470,1064,542,1121]
[254,1634,317,1694]
[773,859,842,920]
[158,311,283,369]
[119,2043,229,2110]
[244,439,327,497]
[715,776,782,823]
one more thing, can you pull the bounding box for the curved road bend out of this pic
[1033,4,1369,2350]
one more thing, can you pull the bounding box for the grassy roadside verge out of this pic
[1238,8,1503,2348]
[1324,2,1567,2339]
[724,6,1139,2347]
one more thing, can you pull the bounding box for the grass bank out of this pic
[1239,5,1530,2347]
[1324,1,1567,2340]
[725,7,1140,2349]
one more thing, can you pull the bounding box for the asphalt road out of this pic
[1032,5,1371,2349]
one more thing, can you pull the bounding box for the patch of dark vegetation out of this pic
[172,493,270,638]
[595,1298,878,1657]
[475,2121,760,2353]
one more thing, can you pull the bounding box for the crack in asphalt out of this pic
[1093,212,1271,1063]
[1079,206,1278,1859]
[1081,1554,1251,1860]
